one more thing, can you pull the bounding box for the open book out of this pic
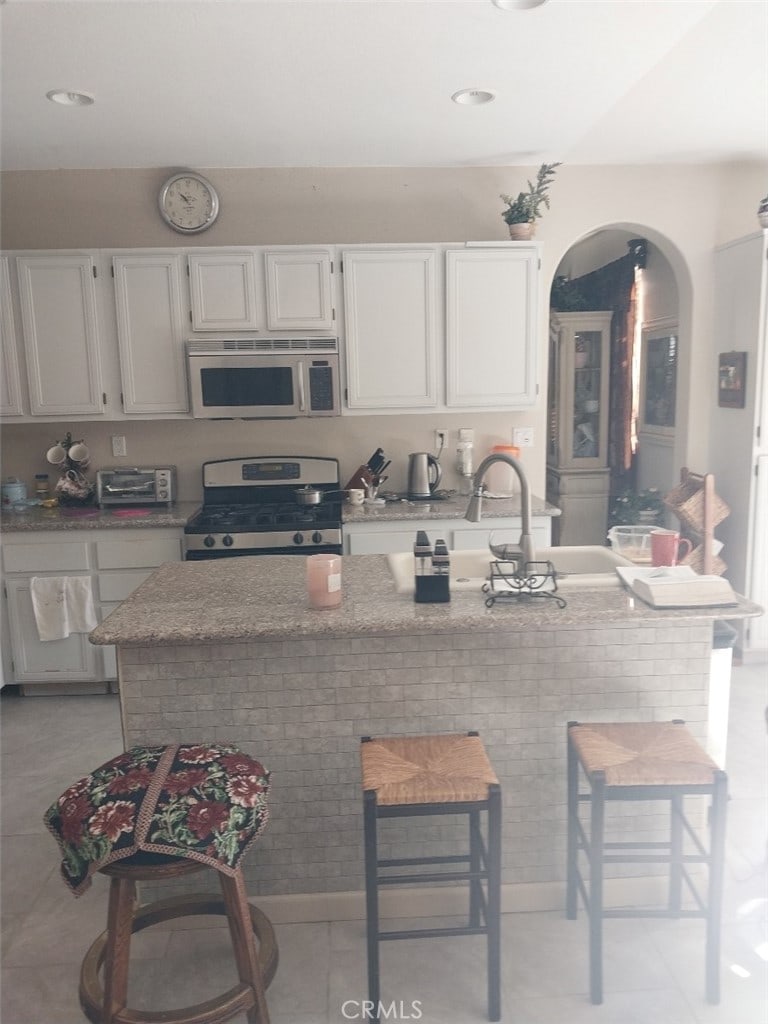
[615,565,738,608]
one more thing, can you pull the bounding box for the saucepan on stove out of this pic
[294,486,347,506]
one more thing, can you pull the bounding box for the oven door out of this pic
[188,354,304,419]
[185,542,343,560]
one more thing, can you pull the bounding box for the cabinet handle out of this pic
[102,393,107,405]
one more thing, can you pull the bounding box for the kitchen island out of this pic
[90,554,760,919]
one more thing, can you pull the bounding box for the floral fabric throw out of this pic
[44,743,270,896]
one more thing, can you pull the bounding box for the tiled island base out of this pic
[117,621,714,916]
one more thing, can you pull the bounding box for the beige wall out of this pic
[2,161,766,504]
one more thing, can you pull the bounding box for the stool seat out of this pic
[569,721,719,787]
[361,731,502,1024]
[361,733,499,805]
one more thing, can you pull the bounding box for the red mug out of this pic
[650,529,692,567]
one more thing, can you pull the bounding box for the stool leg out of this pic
[589,772,605,1006]
[566,724,579,920]
[219,869,271,1024]
[669,793,683,913]
[705,770,728,1004]
[469,808,481,928]
[363,789,381,1024]
[486,785,502,1023]
[102,875,135,1023]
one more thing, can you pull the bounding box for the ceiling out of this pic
[1,0,767,172]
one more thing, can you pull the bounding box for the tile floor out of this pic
[1,664,766,1024]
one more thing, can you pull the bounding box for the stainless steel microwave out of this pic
[186,339,341,419]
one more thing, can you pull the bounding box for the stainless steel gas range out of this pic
[184,456,343,560]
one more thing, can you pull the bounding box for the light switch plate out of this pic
[111,435,127,457]
[513,427,534,447]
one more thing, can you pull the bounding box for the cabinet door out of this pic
[112,254,189,414]
[265,250,334,330]
[553,311,612,470]
[4,578,100,682]
[188,251,261,331]
[343,249,438,409]
[0,257,24,416]
[17,254,104,416]
[446,247,538,408]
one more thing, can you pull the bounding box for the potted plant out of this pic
[758,194,768,229]
[608,487,665,528]
[500,161,562,239]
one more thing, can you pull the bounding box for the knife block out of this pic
[414,575,450,603]
[345,465,374,491]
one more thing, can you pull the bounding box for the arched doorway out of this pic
[546,226,688,544]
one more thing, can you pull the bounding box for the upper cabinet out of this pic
[342,248,438,409]
[16,254,105,416]
[264,250,334,331]
[188,250,262,331]
[445,246,538,408]
[112,253,189,414]
[0,257,24,416]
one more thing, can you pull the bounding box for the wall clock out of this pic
[158,171,220,234]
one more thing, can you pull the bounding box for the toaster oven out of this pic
[96,467,176,507]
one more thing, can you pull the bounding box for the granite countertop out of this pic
[1,496,558,532]
[342,492,560,523]
[0,502,199,532]
[89,554,761,647]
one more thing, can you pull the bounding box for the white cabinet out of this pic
[0,256,24,416]
[2,527,183,689]
[4,578,100,683]
[445,246,538,408]
[16,253,105,416]
[112,253,189,414]
[265,250,334,330]
[343,249,438,409]
[188,250,262,331]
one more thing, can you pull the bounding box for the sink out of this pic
[386,546,634,594]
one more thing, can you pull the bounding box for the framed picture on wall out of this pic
[639,319,678,437]
[718,351,747,408]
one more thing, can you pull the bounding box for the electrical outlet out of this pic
[111,435,127,457]
[434,428,449,450]
[513,427,534,448]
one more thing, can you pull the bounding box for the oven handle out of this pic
[297,361,306,413]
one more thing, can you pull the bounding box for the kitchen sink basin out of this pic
[386,546,634,594]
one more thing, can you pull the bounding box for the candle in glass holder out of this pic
[306,554,342,609]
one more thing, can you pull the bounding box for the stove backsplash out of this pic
[1,412,539,502]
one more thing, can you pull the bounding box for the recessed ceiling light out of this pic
[452,89,496,106]
[492,0,548,10]
[46,90,95,107]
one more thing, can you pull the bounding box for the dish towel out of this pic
[29,576,98,641]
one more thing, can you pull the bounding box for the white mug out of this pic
[347,488,365,506]
[68,442,90,464]
[46,444,67,465]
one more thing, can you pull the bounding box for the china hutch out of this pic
[546,310,613,545]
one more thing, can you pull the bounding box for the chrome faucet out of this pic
[464,452,536,566]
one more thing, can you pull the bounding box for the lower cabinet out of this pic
[344,516,552,555]
[2,527,182,691]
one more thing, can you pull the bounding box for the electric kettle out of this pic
[407,452,442,499]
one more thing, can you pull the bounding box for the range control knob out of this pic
[293,532,304,545]
[203,535,215,548]
[222,534,234,547]
[312,531,323,544]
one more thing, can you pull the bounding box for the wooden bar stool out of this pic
[566,719,728,1005]
[79,852,277,1024]
[360,731,502,1023]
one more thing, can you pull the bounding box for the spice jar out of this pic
[35,473,50,499]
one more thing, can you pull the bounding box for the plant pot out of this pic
[507,222,535,241]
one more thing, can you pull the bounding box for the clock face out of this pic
[159,173,219,233]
